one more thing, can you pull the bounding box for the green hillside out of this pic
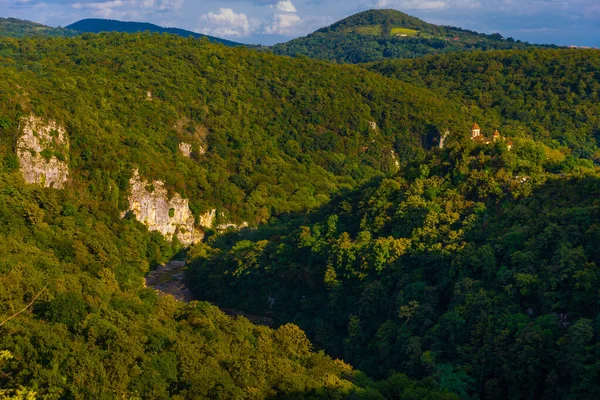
[0,18,78,38]
[0,31,474,227]
[66,18,242,47]
[367,49,600,159]
[272,9,553,63]
[0,32,473,398]
[0,25,599,400]
[188,134,600,398]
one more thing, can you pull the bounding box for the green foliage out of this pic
[273,9,552,63]
[368,49,600,159]
[188,140,600,398]
[0,23,596,400]
[0,18,78,39]
[65,18,243,47]
[0,163,452,398]
[0,32,469,226]
[42,292,88,330]
[0,32,459,399]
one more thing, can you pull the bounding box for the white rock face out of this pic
[368,121,378,131]
[439,129,450,149]
[17,116,69,189]
[127,169,203,246]
[199,209,216,228]
[390,150,400,170]
[217,222,249,231]
[179,142,192,158]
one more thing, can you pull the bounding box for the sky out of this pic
[1,0,599,47]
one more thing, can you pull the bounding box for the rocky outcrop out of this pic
[127,169,203,246]
[179,142,192,158]
[217,222,249,231]
[439,129,450,149]
[197,209,248,232]
[390,149,400,170]
[17,116,69,189]
[199,209,216,228]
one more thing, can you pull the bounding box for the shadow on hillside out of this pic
[205,175,388,250]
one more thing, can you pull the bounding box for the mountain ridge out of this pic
[273,9,556,63]
[0,17,79,38]
[66,18,243,46]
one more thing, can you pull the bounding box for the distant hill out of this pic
[66,18,242,46]
[0,18,78,38]
[272,9,555,63]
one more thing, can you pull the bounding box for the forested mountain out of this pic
[66,19,242,46]
[0,18,78,38]
[0,170,463,399]
[188,134,600,398]
[0,32,470,398]
[0,19,598,400]
[367,49,600,159]
[0,31,475,226]
[272,9,552,63]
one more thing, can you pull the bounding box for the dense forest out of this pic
[0,32,475,398]
[188,135,600,398]
[0,165,461,399]
[272,10,552,63]
[0,14,598,400]
[0,32,477,226]
[0,33,469,398]
[367,49,600,159]
[0,18,78,38]
[66,19,242,47]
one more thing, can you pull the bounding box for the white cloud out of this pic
[262,0,303,35]
[375,0,481,10]
[274,0,297,13]
[70,0,182,19]
[198,8,253,37]
[263,12,302,35]
[141,0,183,11]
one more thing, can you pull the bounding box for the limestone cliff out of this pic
[17,116,69,189]
[217,221,249,231]
[178,142,192,158]
[127,169,203,246]
[390,149,400,171]
[199,209,216,228]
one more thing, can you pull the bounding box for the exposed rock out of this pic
[17,115,69,189]
[197,145,207,155]
[217,221,249,231]
[199,209,216,228]
[179,142,192,158]
[127,169,203,246]
[368,121,377,131]
[439,129,450,149]
[390,149,400,170]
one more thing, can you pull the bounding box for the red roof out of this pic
[471,123,480,130]
[493,129,500,136]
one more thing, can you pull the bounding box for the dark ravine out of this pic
[145,259,274,326]
[145,260,193,302]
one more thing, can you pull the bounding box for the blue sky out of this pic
[1,0,599,47]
